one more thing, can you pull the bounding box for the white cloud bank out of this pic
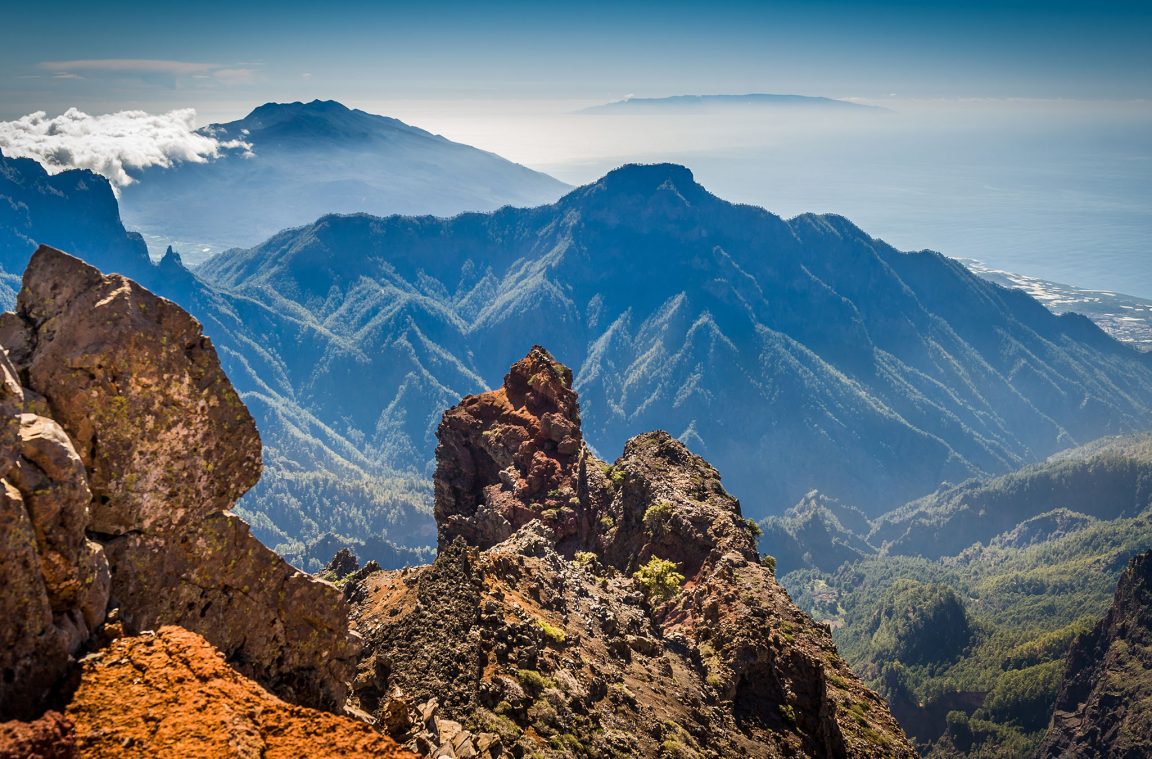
[0,108,250,189]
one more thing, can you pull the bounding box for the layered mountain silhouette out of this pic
[6,150,1152,570]
[118,100,570,261]
[581,93,886,113]
[0,147,434,568]
[767,434,1152,575]
[199,163,1152,524]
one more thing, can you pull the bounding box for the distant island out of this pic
[580,93,889,113]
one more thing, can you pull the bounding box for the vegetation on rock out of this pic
[633,556,685,605]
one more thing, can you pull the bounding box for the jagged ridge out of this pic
[344,346,915,758]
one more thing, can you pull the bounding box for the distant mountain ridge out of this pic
[581,93,886,113]
[7,151,1152,574]
[118,100,570,262]
[199,162,1152,527]
[0,147,152,301]
[766,433,1152,575]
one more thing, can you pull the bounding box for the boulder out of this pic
[0,245,357,711]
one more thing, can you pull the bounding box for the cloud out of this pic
[37,59,260,87]
[0,108,251,190]
[40,59,219,76]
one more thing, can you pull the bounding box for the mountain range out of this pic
[5,110,1152,575]
[118,100,570,263]
[0,250,914,756]
[197,161,1152,521]
[0,148,152,299]
[581,93,886,113]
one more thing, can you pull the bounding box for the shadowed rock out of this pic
[1037,550,1152,758]
[0,350,108,719]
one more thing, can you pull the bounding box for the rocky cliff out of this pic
[0,246,397,756]
[1036,550,1152,758]
[346,346,915,757]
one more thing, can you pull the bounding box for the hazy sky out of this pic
[3,0,1151,122]
[3,0,1150,297]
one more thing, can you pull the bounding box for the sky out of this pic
[1,0,1150,296]
[3,0,1151,122]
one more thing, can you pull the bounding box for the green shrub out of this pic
[633,556,685,604]
[574,551,599,570]
[537,619,567,644]
[643,501,675,533]
[517,668,556,695]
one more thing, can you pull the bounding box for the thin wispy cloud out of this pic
[0,108,251,190]
[37,59,260,87]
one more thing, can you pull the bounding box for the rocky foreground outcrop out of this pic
[64,626,413,758]
[0,247,360,726]
[1036,550,1152,758]
[347,347,915,758]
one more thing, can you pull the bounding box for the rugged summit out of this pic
[345,346,914,757]
[1037,550,1152,758]
[435,347,594,551]
[0,245,356,717]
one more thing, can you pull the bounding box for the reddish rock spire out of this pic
[434,345,596,551]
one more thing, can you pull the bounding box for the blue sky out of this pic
[3,0,1150,121]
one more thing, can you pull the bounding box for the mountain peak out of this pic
[599,162,697,191]
[212,99,414,144]
[247,99,352,119]
[360,346,916,757]
[566,163,711,212]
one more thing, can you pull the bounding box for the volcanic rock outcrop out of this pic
[1036,549,1152,758]
[0,245,356,716]
[347,346,915,757]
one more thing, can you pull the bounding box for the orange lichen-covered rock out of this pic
[65,626,416,759]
